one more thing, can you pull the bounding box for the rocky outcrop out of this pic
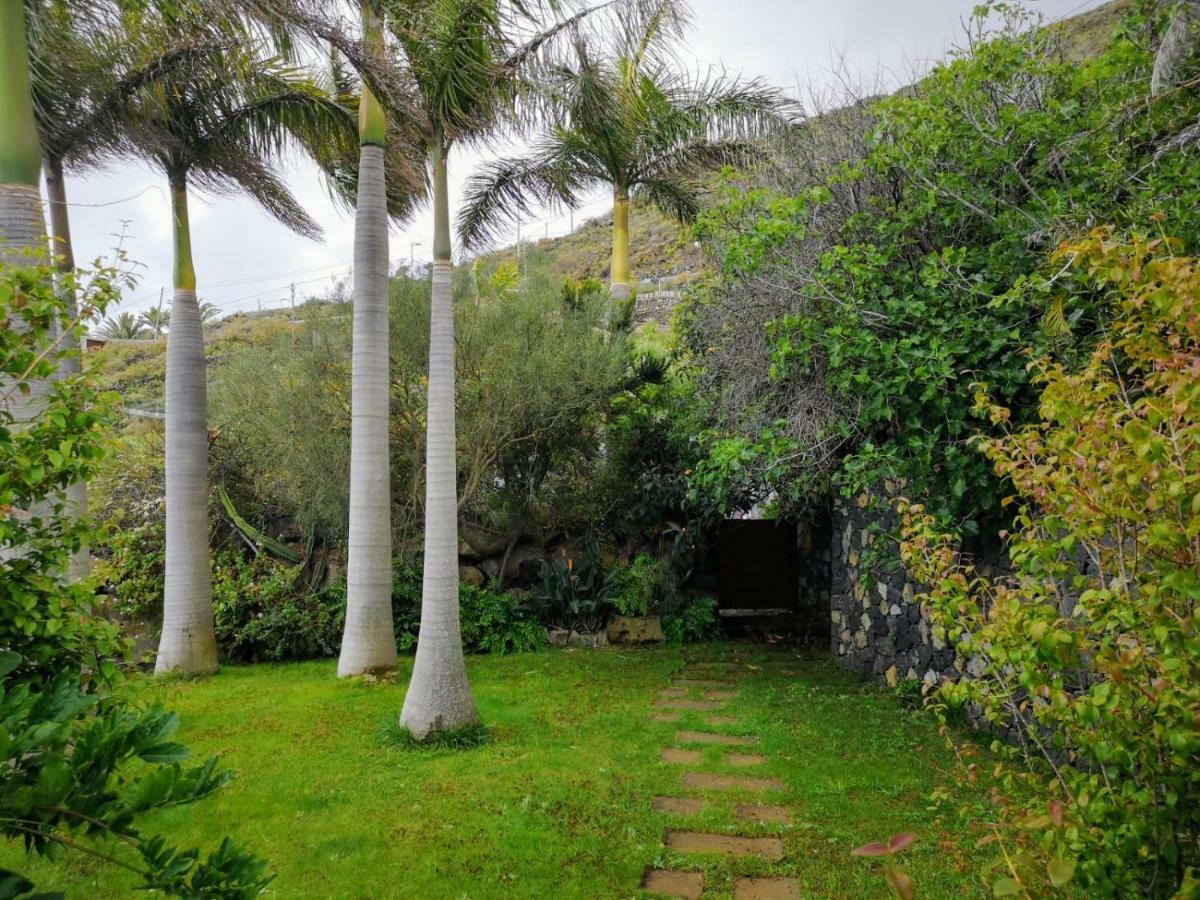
[607,615,665,645]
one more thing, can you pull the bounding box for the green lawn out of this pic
[3,645,982,898]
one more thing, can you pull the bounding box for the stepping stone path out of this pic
[642,660,803,898]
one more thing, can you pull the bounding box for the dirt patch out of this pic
[653,700,723,711]
[665,831,785,860]
[641,868,703,899]
[682,773,784,793]
[734,876,802,899]
[654,796,706,815]
[735,803,791,824]
[660,748,702,764]
[726,753,767,768]
[676,730,756,747]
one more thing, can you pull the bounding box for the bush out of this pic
[661,593,721,644]
[901,235,1200,898]
[212,553,344,663]
[390,562,544,654]
[612,553,677,617]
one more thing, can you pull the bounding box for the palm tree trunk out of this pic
[0,0,53,563]
[399,135,479,740]
[609,185,632,300]
[338,5,397,676]
[45,156,89,580]
[156,172,217,674]
[1152,0,1199,95]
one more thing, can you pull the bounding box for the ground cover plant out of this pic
[0,647,998,898]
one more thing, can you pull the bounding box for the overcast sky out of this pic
[52,0,1105,321]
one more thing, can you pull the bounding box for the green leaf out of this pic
[992,877,1021,897]
[0,652,22,678]
[1047,857,1076,887]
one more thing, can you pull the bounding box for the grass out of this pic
[1,644,989,898]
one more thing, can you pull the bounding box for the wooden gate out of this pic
[716,520,799,630]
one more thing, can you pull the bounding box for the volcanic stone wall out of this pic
[830,485,966,688]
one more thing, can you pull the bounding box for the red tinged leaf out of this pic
[852,842,890,857]
[1048,799,1063,828]
[888,832,917,853]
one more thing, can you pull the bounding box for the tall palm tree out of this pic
[458,0,791,298]
[27,2,241,580]
[130,47,357,674]
[380,0,606,738]
[337,1,400,676]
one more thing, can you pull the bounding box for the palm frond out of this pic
[631,175,700,223]
[458,139,603,249]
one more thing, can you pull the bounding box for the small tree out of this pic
[902,233,1200,898]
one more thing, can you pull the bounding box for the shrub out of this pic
[661,594,721,644]
[612,553,677,617]
[211,553,343,663]
[458,585,545,654]
[901,235,1200,897]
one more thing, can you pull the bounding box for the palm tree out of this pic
[129,46,357,675]
[337,1,399,676]
[377,0,606,739]
[100,311,146,340]
[140,304,170,337]
[27,2,240,580]
[458,0,792,299]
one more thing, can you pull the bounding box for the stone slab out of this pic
[734,877,801,899]
[683,772,784,793]
[665,831,784,860]
[735,803,791,824]
[726,752,767,768]
[654,700,723,710]
[676,730,757,747]
[673,679,732,688]
[660,748,702,764]
[654,796,706,815]
[642,869,703,899]
[651,713,681,723]
[658,688,688,698]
